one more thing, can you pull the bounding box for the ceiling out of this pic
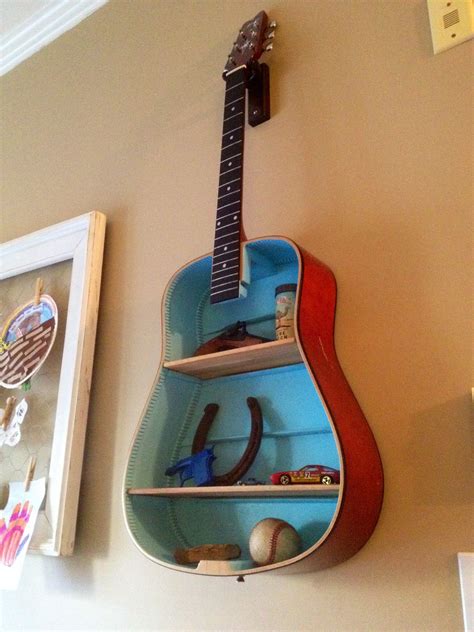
[0,0,108,76]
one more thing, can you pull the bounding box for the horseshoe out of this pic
[192,397,263,486]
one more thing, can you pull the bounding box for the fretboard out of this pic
[210,67,247,304]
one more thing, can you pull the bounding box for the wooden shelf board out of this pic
[127,484,340,498]
[163,338,302,379]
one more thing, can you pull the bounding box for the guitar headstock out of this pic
[224,11,276,74]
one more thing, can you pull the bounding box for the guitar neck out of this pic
[210,67,247,304]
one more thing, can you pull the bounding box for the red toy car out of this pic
[270,464,340,486]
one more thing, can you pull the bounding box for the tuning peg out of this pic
[264,42,274,52]
[264,22,276,39]
[269,20,277,29]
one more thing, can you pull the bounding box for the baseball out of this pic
[249,518,301,566]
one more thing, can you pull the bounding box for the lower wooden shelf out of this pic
[127,484,340,498]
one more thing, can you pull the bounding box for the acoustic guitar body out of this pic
[123,236,384,576]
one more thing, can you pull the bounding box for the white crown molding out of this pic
[0,0,108,76]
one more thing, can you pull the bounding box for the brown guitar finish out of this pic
[293,245,384,570]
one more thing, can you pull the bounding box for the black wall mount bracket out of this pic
[247,62,270,127]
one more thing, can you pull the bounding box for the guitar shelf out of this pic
[124,237,351,577]
[124,8,384,573]
[163,338,302,379]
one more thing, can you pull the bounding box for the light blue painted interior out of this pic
[125,238,341,572]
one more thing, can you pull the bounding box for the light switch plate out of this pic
[427,0,474,53]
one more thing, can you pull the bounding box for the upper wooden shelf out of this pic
[163,338,302,379]
[127,484,340,498]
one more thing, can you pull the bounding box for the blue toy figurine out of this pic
[165,448,216,486]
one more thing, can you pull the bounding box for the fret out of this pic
[212,277,239,289]
[214,230,240,242]
[213,243,239,252]
[218,189,241,201]
[221,143,243,162]
[219,170,242,187]
[220,153,241,164]
[226,95,244,107]
[212,279,239,292]
[223,126,242,137]
[216,213,239,232]
[213,243,239,255]
[217,194,240,208]
[226,99,243,108]
[217,200,240,213]
[213,241,239,253]
[217,196,240,208]
[210,287,240,302]
[223,112,243,123]
[222,128,243,140]
[213,266,239,276]
[216,212,239,225]
[212,262,239,272]
[215,218,240,231]
[222,125,242,141]
[212,253,240,264]
[212,256,239,270]
[220,140,243,158]
[212,278,239,290]
[222,156,240,166]
[213,251,238,262]
[223,118,244,135]
[215,231,239,246]
[222,131,242,144]
[217,185,242,200]
[225,101,243,112]
[212,269,239,281]
[219,177,240,189]
[220,166,240,178]
[212,268,239,279]
[216,214,240,225]
[221,142,242,156]
[212,261,239,274]
[216,212,239,223]
[216,199,240,211]
[216,222,239,234]
[213,251,239,262]
[212,253,240,268]
[225,80,245,92]
[216,212,240,225]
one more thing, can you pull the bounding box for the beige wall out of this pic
[1,1,472,630]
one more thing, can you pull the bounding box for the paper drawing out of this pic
[0,478,46,590]
[0,398,28,447]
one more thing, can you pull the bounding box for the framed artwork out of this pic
[0,212,106,555]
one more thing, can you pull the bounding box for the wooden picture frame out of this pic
[0,212,106,555]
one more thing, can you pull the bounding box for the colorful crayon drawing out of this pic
[0,478,45,590]
[0,501,32,566]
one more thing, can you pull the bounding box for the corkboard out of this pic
[0,261,72,506]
